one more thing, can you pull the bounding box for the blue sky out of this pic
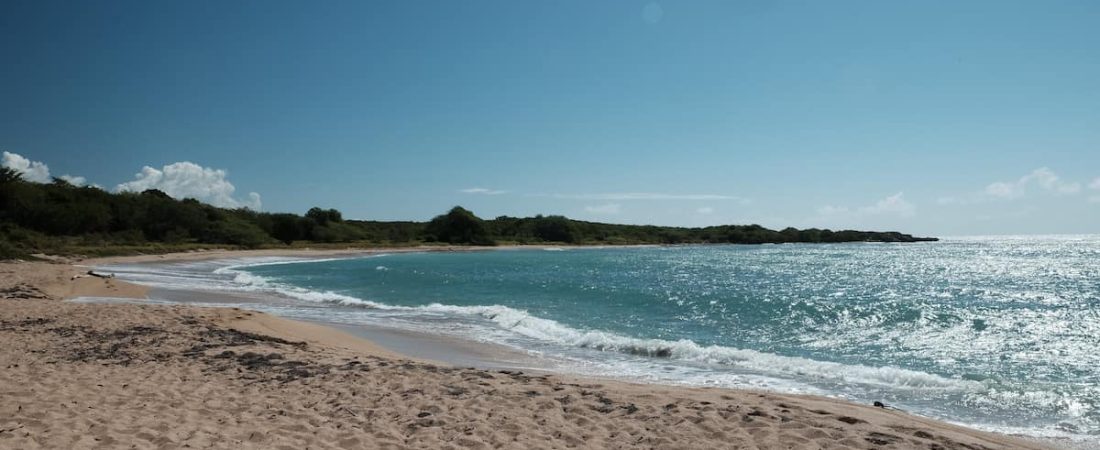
[2,1,1099,236]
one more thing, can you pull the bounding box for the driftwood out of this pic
[86,270,115,279]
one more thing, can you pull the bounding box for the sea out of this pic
[90,236,1100,444]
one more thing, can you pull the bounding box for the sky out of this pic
[2,0,1099,236]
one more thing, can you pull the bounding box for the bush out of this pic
[532,215,577,243]
[425,206,494,245]
[201,218,272,248]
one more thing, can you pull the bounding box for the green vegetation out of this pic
[424,207,494,245]
[0,168,935,259]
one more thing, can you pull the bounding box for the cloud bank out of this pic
[819,192,916,218]
[2,151,95,187]
[984,167,1080,199]
[116,162,262,210]
[940,167,1088,205]
[57,175,87,186]
[2,151,59,183]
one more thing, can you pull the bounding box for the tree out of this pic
[270,213,308,244]
[424,206,494,245]
[0,167,23,184]
[532,215,577,243]
[141,189,172,200]
[50,177,73,187]
[0,168,936,260]
[306,207,343,225]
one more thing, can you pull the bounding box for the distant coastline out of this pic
[0,174,936,259]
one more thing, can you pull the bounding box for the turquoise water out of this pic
[109,237,1100,441]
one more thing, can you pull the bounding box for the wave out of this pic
[215,262,978,392]
[214,255,374,270]
[469,306,978,391]
[213,264,396,309]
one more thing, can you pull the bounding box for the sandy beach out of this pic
[0,251,1052,449]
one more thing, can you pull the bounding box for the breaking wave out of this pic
[217,262,978,393]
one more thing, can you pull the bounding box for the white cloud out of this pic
[819,192,916,218]
[584,203,622,215]
[460,187,507,195]
[696,206,715,215]
[57,174,87,186]
[2,151,52,183]
[1,151,91,186]
[553,192,747,202]
[943,168,1087,206]
[983,181,1019,199]
[116,162,262,210]
[861,192,916,217]
[984,167,1080,199]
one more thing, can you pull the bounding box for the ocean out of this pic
[95,236,1100,443]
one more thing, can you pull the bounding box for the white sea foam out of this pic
[210,261,977,392]
[107,257,1018,397]
[460,305,977,391]
[212,263,394,309]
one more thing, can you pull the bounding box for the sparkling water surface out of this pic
[104,236,1100,442]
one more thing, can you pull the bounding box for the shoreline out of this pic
[1,249,1058,449]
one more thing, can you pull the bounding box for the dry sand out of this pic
[0,260,150,301]
[0,255,1052,449]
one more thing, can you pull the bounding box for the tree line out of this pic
[0,168,935,258]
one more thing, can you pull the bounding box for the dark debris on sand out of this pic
[0,283,52,300]
[3,310,325,382]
